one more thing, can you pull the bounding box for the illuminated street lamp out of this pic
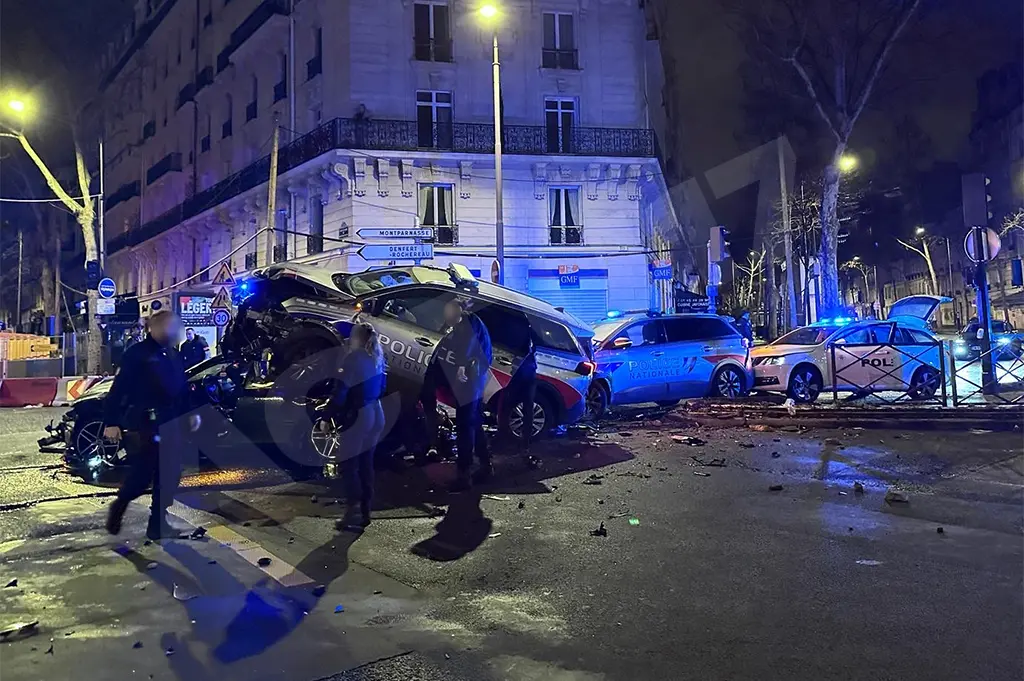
[915,226,926,236]
[838,153,859,174]
[478,2,504,284]
[7,99,26,113]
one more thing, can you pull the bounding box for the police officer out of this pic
[735,310,754,344]
[103,310,200,540]
[179,327,209,368]
[424,298,493,491]
[502,311,541,468]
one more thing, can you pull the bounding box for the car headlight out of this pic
[996,337,1011,346]
[755,356,786,366]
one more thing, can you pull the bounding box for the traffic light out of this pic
[709,225,730,263]
[962,173,994,227]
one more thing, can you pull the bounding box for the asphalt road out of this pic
[0,406,1021,681]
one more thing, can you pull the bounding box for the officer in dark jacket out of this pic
[179,328,209,368]
[735,311,754,343]
[423,298,493,490]
[103,311,200,540]
[502,311,542,468]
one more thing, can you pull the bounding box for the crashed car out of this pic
[952,319,1024,361]
[221,262,595,442]
[586,311,753,417]
[41,356,452,471]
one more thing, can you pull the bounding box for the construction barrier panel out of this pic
[0,377,59,408]
[52,376,103,406]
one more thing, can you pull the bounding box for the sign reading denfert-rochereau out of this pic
[174,292,216,326]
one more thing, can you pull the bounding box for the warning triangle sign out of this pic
[211,262,236,286]
[211,287,233,311]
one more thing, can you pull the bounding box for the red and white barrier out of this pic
[0,378,59,408]
[52,376,103,406]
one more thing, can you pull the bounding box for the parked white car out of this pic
[751,295,951,403]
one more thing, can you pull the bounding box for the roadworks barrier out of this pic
[0,378,59,408]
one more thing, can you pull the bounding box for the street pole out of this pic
[491,29,505,285]
[288,0,297,260]
[54,231,61,337]
[972,227,996,395]
[778,138,796,331]
[16,227,23,331]
[266,115,281,266]
[98,139,105,270]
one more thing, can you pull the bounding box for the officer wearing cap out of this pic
[103,310,200,540]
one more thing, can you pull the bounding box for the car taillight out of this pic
[575,361,596,376]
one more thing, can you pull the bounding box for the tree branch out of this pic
[11,133,86,216]
[786,52,843,143]
[895,238,927,260]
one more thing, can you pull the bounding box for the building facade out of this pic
[93,0,684,333]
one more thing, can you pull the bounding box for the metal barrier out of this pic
[950,345,1024,406]
[828,340,948,406]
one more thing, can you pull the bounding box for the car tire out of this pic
[500,392,556,443]
[787,365,823,404]
[908,366,940,401]
[712,365,747,399]
[587,382,610,419]
[70,419,122,467]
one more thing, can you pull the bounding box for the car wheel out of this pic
[502,393,555,442]
[586,382,609,419]
[787,365,822,404]
[71,420,121,467]
[908,367,940,400]
[712,365,746,399]
[309,416,342,462]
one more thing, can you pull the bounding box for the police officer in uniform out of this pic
[103,310,200,540]
[502,311,542,468]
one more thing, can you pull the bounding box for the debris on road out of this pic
[582,474,604,485]
[173,584,197,601]
[937,527,945,534]
[607,511,630,519]
[45,643,54,655]
[616,471,651,479]
[589,522,608,537]
[783,398,797,416]
[691,455,726,467]
[853,482,865,494]
[0,620,39,641]
[517,501,525,510]
[188,527,207,540]
[771,452,781,458]
[482,494,511,501]
[312,585,327,597]
[824,437,842,446]
[146,562,158,570]
[884,488,910,504]
[769,484,784,492]
[334,605,345,613]
[969,429,993,435]
[373,590,382,595]
[165,647,175,656]
[628,518,640,526]
[672,435,707,446]
[855,559,883,566]
[4,578,17,588]
[310,495,318,503]
[748,424,773,432]
[257,557,272,567]
[487,532,502,539]
[132,641,143,649]
[693,471,711,477]
[737,442,755,449]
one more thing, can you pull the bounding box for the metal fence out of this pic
[828,339,949,406]
[950,345,1024,406]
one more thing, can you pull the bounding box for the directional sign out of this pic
[213,309,231,327]
[95,298,116,316]
[211,262,236,286]
[357,228,434,240]
[211,287,233,311]
[358,243,434,261]
[98,277,116,299]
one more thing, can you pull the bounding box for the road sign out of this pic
[95,298,116,316]
[211,262,236,286]
[150,300,163,311]
[213,309,231,327]
[964,226,1001,263]
[358,243,434,261]
[211,287,233,311]
[98,278,116,299]
[357,228,434,240]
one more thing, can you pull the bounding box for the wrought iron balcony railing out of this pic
[108,116,656,254]
[230,0,289,53]
[146,152,182,185]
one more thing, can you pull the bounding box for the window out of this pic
[542,12,577,69]
[200,113,211,152]
[246,75,258,121]
[414,3,452,62]
[416,90,452,148]
[549,187,581,245]
[274,53,287,102]
[474,303,533,355]
[378,289,452,333]
[664,317,740,342]
[545,98,576,152]
[833,327,873,345]
[307,27,323,80]
[244,251,258,270]
[528,314,582,354]
[222,95,233,138]
[419,184,456,244]
[307,199,324,254]
[616,321,664,347]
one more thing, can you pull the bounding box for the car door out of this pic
[830,325,888,391]
[469,299,532,403]
[603,320,669,403]
[362,287,450,392]
[660,317,716,398]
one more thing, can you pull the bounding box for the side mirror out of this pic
[610,337,633,350]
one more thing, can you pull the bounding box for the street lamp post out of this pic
[480,3,504,284]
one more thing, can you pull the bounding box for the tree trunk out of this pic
[817,161,842,315]
[766,244,778,339]
[77,212,102,374]
[40,260,55,327]
[922,241,939,296]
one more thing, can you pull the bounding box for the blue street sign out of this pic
[358,243,434,261]
[651,266,673,281]
[98,278,116,299]
[558,273,581,289]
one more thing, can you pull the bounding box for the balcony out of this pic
[196,66,213,92]
[200,135,211,153]
[230,0,289,62]
[306,55,322,81]
[106,180,140,211]
[176,82,195,110]
[273,80,287,103]
[142,120,156,140]
[245,101,258,122]
[217,46,232,73]
[414,38,453,63]
[146,152,183,185]
[108,117,656,255]
[542,48,579,70]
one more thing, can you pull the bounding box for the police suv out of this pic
[750,295,950,403]
[586,311,753,417]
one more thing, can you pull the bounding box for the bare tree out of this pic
[999,208,1024,238]
[0,129,101,370]
[741,0,923,314]
[894,234,939,295]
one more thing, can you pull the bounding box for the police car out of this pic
[586,311,753,417]
[222,262,595,446]
[750,295,951,403]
